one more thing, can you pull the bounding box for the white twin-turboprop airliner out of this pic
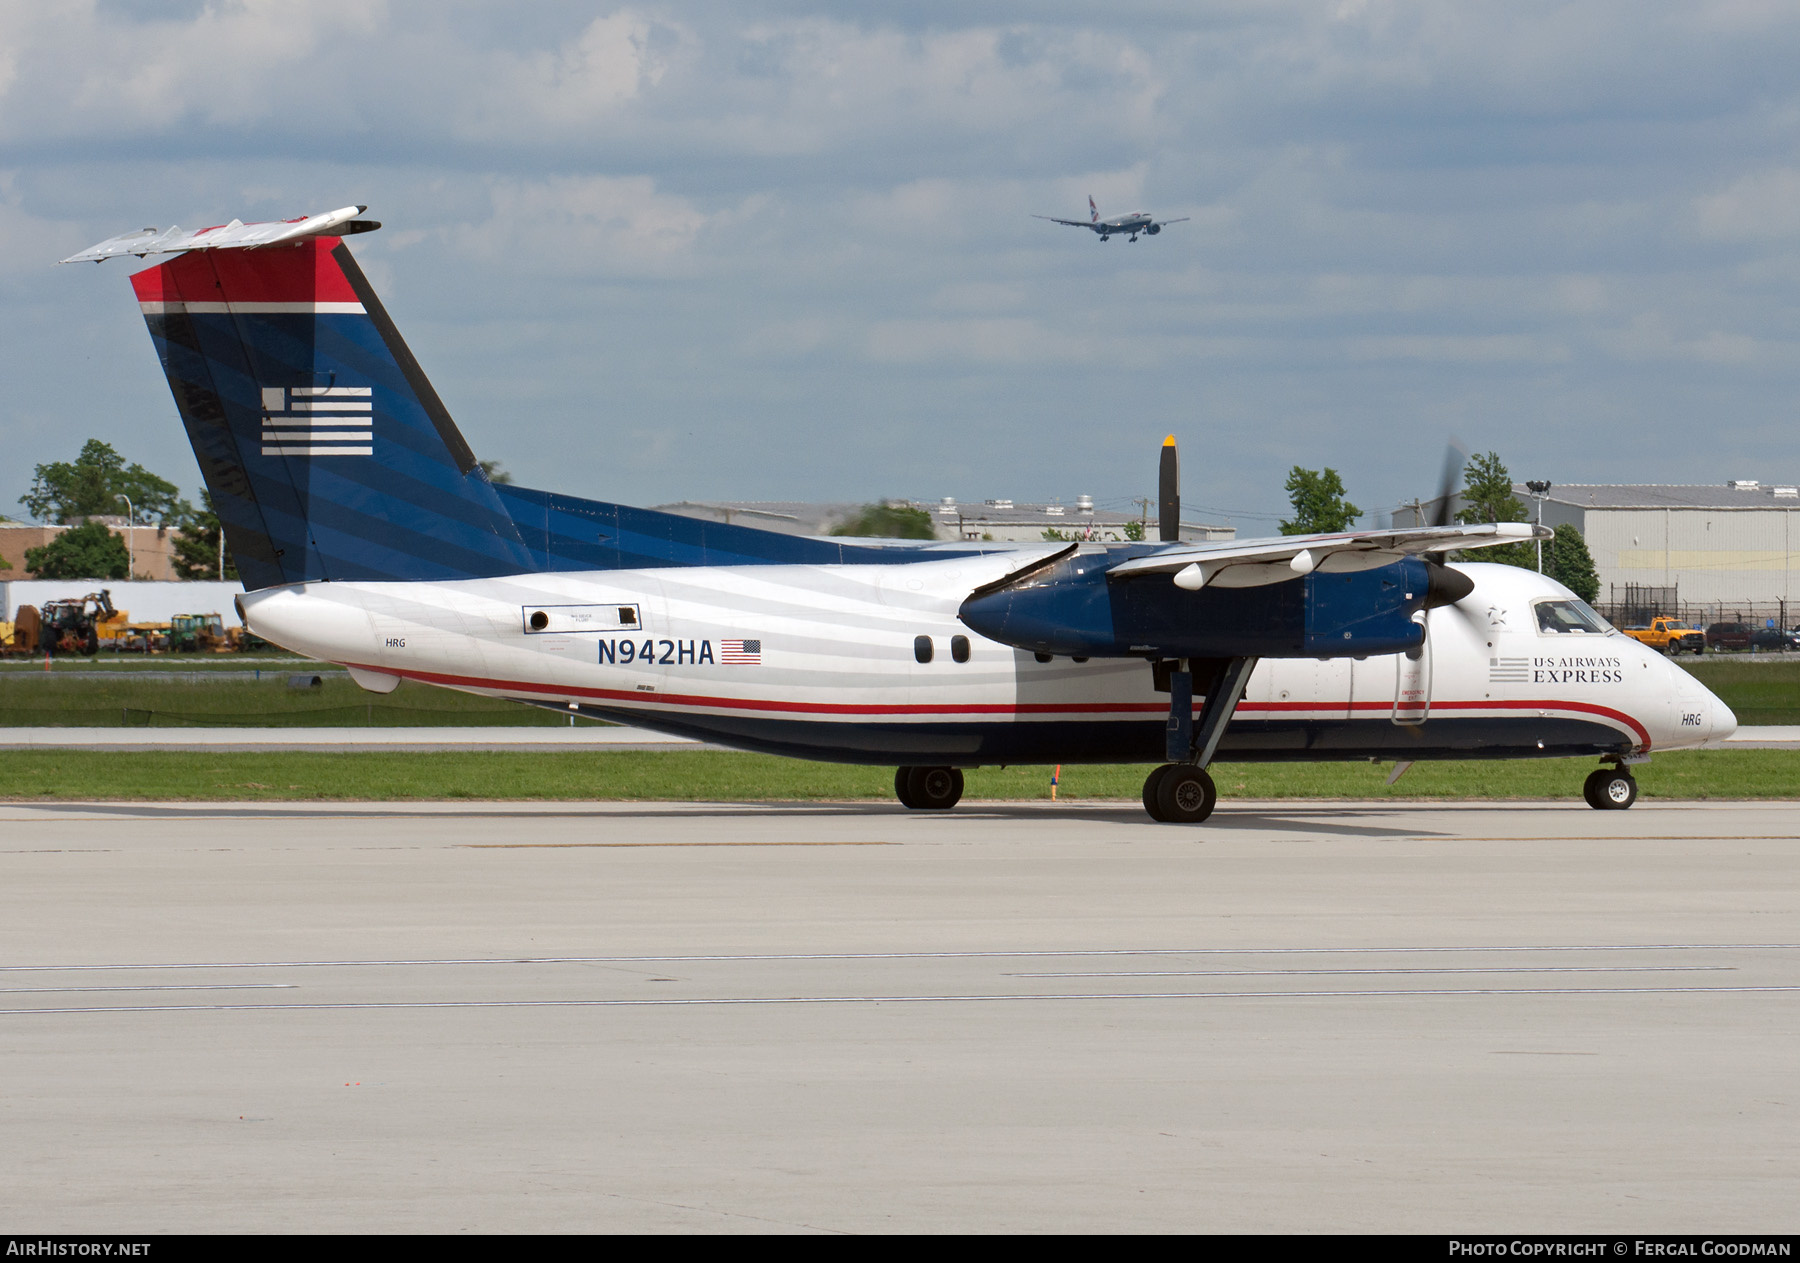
[62,207,1735,821]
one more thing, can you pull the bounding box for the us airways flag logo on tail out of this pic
[261,386,373,456]
[721,639,762,665]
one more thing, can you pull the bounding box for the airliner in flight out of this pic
[62,207,1733,821]
[1034,195,1189,242]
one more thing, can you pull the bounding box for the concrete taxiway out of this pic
[1,799,1796,1233]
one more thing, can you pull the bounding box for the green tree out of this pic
[478,458,514,485]
[1545,524,1600,603]
[170,491,240,582]
[1452,452,1535,568]
[24,522,130,580]
[1455,452,1529,526]
[1279,467,1362,535]
[830,503,938,539]
[20,439,189,525]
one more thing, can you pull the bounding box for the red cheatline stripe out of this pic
[344,661,1649,744]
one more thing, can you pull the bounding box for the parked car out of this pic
[1705,622,1754,651]
[1749,626,1800,652]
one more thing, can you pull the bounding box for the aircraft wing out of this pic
[1106,521,1546,590]
[60,206,378,263]
[1156,218,1191,226]
[1032,215,1097,229]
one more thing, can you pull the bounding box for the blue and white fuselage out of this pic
[244,556,1733,766]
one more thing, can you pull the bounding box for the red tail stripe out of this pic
[130,236,356,305]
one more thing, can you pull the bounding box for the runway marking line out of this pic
[7,983,1800,1016]
[460,840,893,848]
[1011,965,1736,978]
[1,943,1795,973]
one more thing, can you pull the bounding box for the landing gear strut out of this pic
[1583,766,1638,810]
[1140,656,1257,824]
[895,766,964,810]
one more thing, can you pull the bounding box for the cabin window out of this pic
[951,635,970,663]
[914,635,934,664]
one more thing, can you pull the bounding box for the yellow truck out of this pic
[1623,617,1706,656]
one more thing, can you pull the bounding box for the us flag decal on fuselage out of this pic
[261,385,372,456]
[721,639,762,665]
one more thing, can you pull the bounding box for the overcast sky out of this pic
[5,0,1800,532]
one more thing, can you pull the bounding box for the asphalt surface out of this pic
[2,799,1796,1233]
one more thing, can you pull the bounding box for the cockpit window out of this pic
[1534,599,1613,635]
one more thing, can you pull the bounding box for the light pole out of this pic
[115,493,134,577]
[1525,480,1551,573]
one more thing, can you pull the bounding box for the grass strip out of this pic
[0,674,603,727]
[0,749,1793,802]
[1678,659,1800,724]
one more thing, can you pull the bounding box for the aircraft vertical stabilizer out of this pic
[130,237,533,590]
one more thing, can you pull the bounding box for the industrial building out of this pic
[0,516,182,581]
[658,497,1235,543]
[1518,481,1799,622]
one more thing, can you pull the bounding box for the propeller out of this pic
[1158,435,1180,542]
[1421,439,1472,607]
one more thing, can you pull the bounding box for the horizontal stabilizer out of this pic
[60,207,379,264]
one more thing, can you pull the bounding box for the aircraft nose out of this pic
[1710,694,1738,744]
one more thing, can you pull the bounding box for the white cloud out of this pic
[455,11,687,140]
[1696,169,1800,242]
[0,0,384,140]
[444,175,712,277]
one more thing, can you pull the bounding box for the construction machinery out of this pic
[168,612,229,653]
[33,590,118,656]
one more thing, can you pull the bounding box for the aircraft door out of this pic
[1392,614,1431,724]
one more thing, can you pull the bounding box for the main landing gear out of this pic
[1140,655,1258,825]
[1583,766,1639,810]
[1142,764,1218,823]
[895,766,965,810]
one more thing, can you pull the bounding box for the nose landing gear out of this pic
[1583,766,1639,810]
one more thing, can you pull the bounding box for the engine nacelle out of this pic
[958,549,1438,659]
[1145,223,1161,235]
